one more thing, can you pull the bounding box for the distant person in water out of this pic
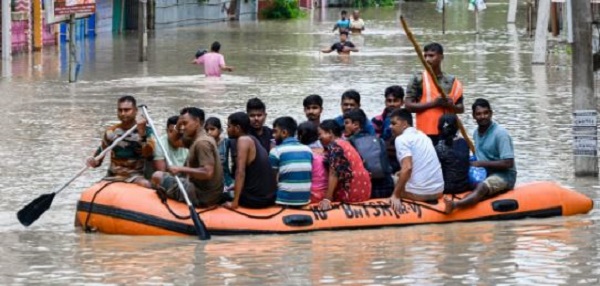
[321,31,358,55]
[332,10,351,33]
[191,41,234,77]
[350,10,365,34]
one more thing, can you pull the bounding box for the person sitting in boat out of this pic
[405,42,464,146]
[153,116,188,172]
[224,112,276,209]
[321,31,358,56]
[389,109,444,210]
[332,10,351,33]
[247,97,274,152]
[303,94,323,126]
[269,117,313,206]
[435,114,470,195]
[191,41,234,77]
[444,99,517,214]
[317,120,371,211]
[344,109,394,199]
[297,121,328,203]
[204,117,234,189]
[86,96,155,188]
[151,107,224,207]
[334,89,375,136]
[350,10,365,34]
[371,85,405,173]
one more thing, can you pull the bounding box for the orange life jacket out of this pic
[416,71,463,135]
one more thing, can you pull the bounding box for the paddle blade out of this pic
[188,205,211,240]
[17,193,56,227]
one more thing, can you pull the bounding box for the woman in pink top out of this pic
[191,41,234,77]
[298,122,328,203]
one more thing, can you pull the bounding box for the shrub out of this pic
[262,0,304,19]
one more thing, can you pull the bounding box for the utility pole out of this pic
[68,14,77,82]
[33,0,42,51]
[2,0,11,61]
[138,0,147,62]
[507,0,518,23]
[571,0,597,176]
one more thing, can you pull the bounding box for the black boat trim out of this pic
[77,201,562,236]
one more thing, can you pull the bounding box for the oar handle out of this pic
[400,16,476,153]
[140,106,211,240]
[53,125,138,196]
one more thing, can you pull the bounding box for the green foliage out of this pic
[353,0,396,8]
[262,0,305,19]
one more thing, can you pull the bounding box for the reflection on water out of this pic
[1,2,600,284]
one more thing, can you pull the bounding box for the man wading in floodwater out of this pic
[191,41,234,77]
[321,31,359,56]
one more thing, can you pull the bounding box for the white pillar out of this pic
[532,0,551,64]
[507,0,518,23]
[566,0,573,43]
[2,0,12,61]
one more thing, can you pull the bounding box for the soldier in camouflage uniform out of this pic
[86,96,155,188]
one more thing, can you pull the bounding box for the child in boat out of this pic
[297,121,328,203]
[435,114,470,195]
[204,117,234,189]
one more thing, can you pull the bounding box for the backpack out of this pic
[349,134,392,179]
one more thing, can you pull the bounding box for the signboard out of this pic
[44,0,93,24]
[55,0,96,16]
[573,110,598,157]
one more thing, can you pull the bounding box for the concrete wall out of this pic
[155,0,257,29]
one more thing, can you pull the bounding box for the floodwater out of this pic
[2,1,600,284]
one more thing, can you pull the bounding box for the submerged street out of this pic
[1,2,600,284]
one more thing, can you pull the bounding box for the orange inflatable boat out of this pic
[76,181,593,236]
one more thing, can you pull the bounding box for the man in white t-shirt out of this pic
[388,109,444,211]
[350,10,365,34]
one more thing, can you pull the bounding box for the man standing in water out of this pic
[350,10,365,34]
[444,99,517,214]
[86,96,155,188]
[191,41,234,77]
[332,10,351,33]
[321,31,358,56]
[405,43,464,146]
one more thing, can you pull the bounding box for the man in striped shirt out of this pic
[269,117,313,206]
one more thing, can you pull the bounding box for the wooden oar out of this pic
[17,125,138,227]
[140,106,211,240]
[400,15,476,153]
